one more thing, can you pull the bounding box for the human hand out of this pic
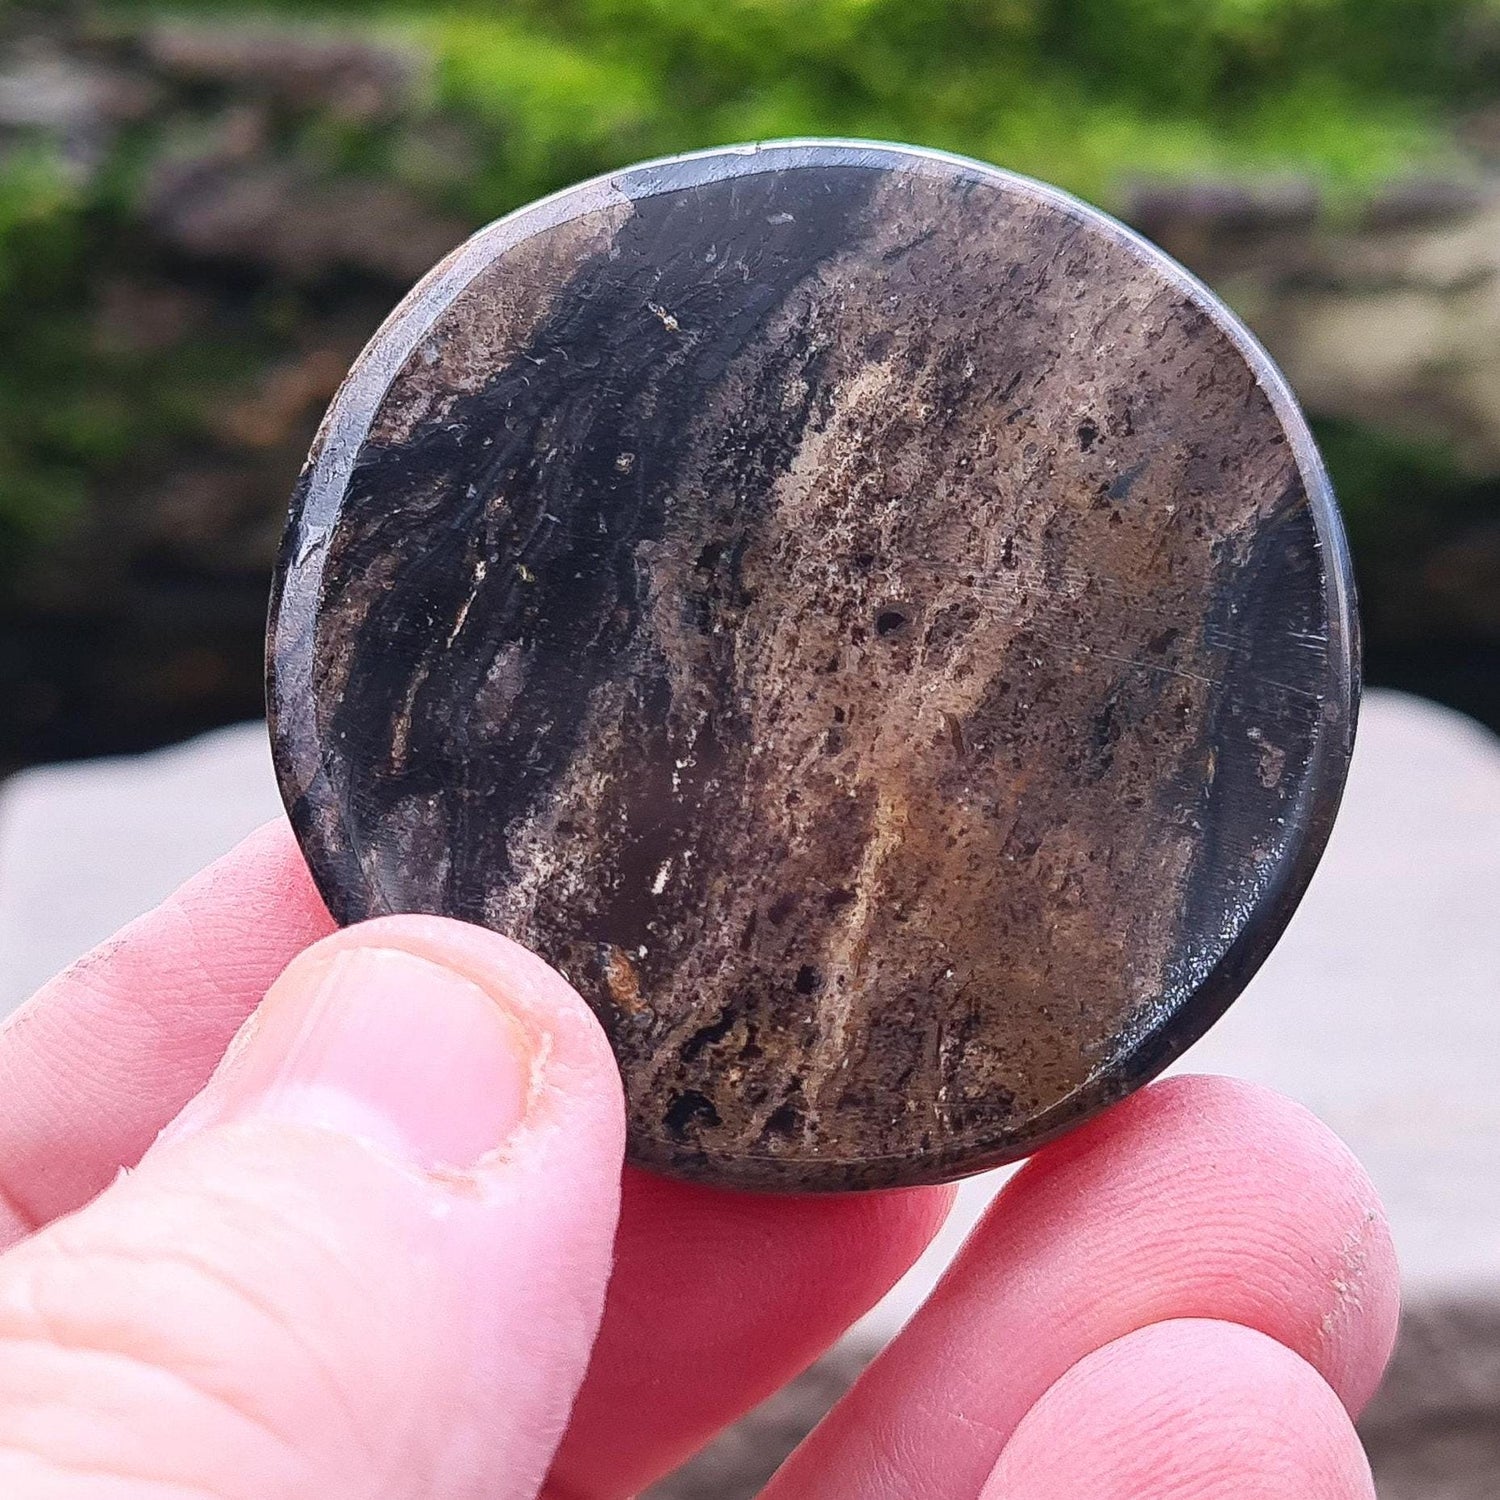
[0,821,1398,1498]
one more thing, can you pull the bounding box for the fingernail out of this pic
[185,945,534,1170]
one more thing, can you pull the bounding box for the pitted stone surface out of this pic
[268,142,1356,1189]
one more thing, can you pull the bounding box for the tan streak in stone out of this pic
[804,774,910,1111]
[483,674,633,938]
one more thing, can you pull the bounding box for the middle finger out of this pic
[547,1167,954,1499]
[762,1074,1399,1499]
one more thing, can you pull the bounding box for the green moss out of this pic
[0,152,92,548]
[0,144,287,570]
[419,15,660,210]
[1315,416,1493,541]
[410,0,1470,213]
[100,0,1486,209]
[0,149,84,299]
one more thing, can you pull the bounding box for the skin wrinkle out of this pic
[0,1446,245,1500]
[0,1335,303,1491]
[1034,1113,1391,1383]
[1318,1208,1384,1377]
[982,1322,1374,1500]
[144,897,250,1023]
[13,1192,380,1468]
[4,1262,305,1467]
[0,1176,36,1245]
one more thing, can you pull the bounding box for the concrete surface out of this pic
[1,689,1497,1498]
[0,721,284,1008]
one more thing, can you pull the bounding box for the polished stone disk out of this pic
[268,141,1358,1191]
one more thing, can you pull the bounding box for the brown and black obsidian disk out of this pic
[268,140,1358,1191]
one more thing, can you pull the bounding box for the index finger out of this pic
[0,819,336,1241]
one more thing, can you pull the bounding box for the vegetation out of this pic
[0,1,1497,755]
[97,0,1496,212]
[4,0,1497,549]
[416,0,1487,213]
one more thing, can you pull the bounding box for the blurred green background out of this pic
[3,0,1499,766]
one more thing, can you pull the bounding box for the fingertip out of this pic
[205,818,331,914]
[999,1073,1400,1415]
[983,1319,1376,1500]
[0,818,338,1235]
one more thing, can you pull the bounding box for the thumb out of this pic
[0,917,626,1500]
